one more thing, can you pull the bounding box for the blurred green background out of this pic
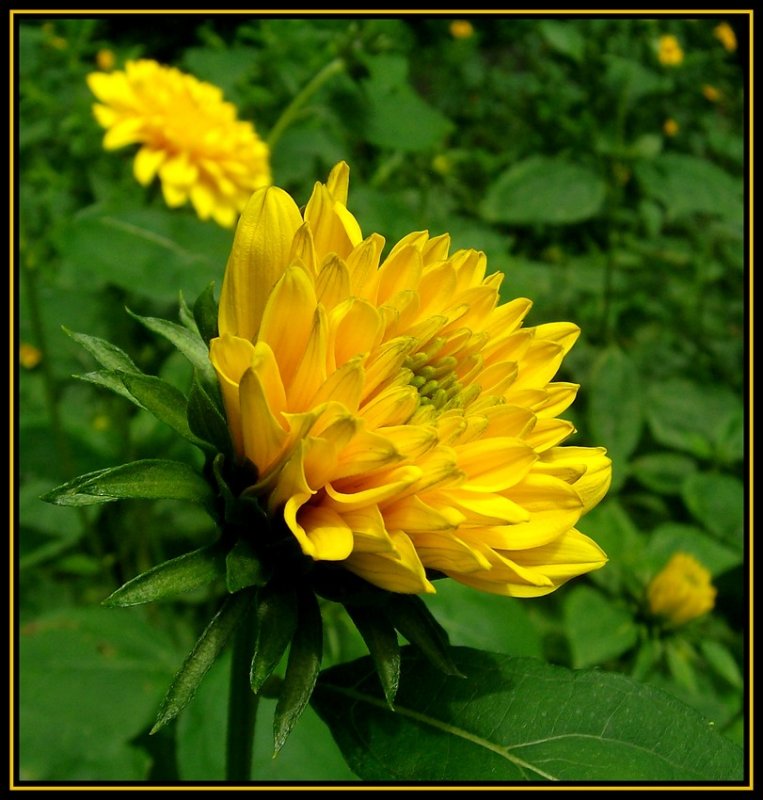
[17,15,747,781]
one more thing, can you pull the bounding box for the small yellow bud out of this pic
[647,553,716,627]
[96,49,116,71]
[663,118,679,137]
[449,20,474,39]
[19,342,42,370]
[657,34,684,66]
[702,84,722,103]
[714,22,737,53]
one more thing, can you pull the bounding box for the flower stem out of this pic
[225,606,258,782]
[266,57,345,151]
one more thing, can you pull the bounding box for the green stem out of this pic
[226,606,259,782]
[266,57,345,151]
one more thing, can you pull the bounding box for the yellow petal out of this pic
[412,531,492,572]
[316,254,351,310]
[258,265,317,388]
[343,505,396,553]
[325,465,421,512]
[304,182,362,260]
[298,504,354,560]
[285,305,328,411]
[103,116,144,149]
[218,186,303,342]
[346,531,435,594]
[239,367,288,474]
[326,161,350,205]
[456,437,537,493]
[209,334,256,458]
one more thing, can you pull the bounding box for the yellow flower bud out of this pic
[647,553,716,627]
[714,22,737,53]
[450,20,474,39]
[657,34,684,66]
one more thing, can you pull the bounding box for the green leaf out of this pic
[682,472,744,547]
[384,594,462,677]
[225,539,271,593]
[423,580,543,659]
[587,347,643,491]
[187,372,231,456]
[41,459,215,511]
[643,523,742,578]
[127,308,216,385]
[250,583,298,694]
[646,379,739,460]
[481,157,606,225]
[630,452,698,495]
[539,20,585,61]
[193,281,219,346]
[312,647,744,781]
[178,290,198,332]
[362,54,453,152]
[634,153,743,224]
[345,604,400,708]
[20,608,179,780]
[103,545,227,607]
[74,369,135,402]
[562,584,639,668]
[274,590,323,755]
[700,641,743,690]
[63,327,139,372]
[118,371,208,449]
[151,590,254,733]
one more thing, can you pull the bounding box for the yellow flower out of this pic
[450,20,475,39]
[647,553,716,627]
[87,59,271,228]
[210,163,611,597]
[96,49,116,71]
[19,342,42,369]
[663,118,679,137]
[657,34,684,66]
[714,22,737,52]
[702,84,722,102]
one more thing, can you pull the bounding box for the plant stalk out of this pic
[225,606,259,782]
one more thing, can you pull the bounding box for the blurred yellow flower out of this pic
[450,20,475,39]
[663,118,679,137]
[657,34,684,66]
[647,553,716,627]
[87,59,271,228]
[96,49,116,71]
[19,342,42,370]
[714,22,737,52]
[210,163,611,597]
[702,84,722,102]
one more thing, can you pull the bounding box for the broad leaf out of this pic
[481,157,606,225]
[312,647,744,782]
[41,459,215,511]
[682,472,744,548]
[151,590,254,733]
[103,544,227,607]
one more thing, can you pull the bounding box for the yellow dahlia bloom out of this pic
[647,553,716,627]
[87,59,271,228]
[657,34,684,66]
[210,163,611,597]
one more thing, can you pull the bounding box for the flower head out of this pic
[663,118,679,137]
[96,48,116,71]
[647,553,716,627]
[87,59,271,227]
[714,22,737,52]
[19,342,42,370]
[210,163,610,597]
[450,20,475,39]
[657,34,684,66]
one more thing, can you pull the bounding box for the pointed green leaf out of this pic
[312,647,744,781]
[384,594,462,677]
[225,539,271,593]
[700,641,743,690]
[346,604,400,708]
[103,545,227,607]
[273,590,323,755]
[41,460,215,511]
[187,372,231,456]
[178,290,199,333]
[151,590,254,734]
[250,583,298,694]
[75,369,135,402]
[118,371,209,450]
[127,308,215,384]
[193,281,219,345]
[63,327,139,372]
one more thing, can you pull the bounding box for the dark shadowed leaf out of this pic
[312,647,744,781]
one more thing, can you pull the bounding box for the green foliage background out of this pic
[16,14,747,783]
